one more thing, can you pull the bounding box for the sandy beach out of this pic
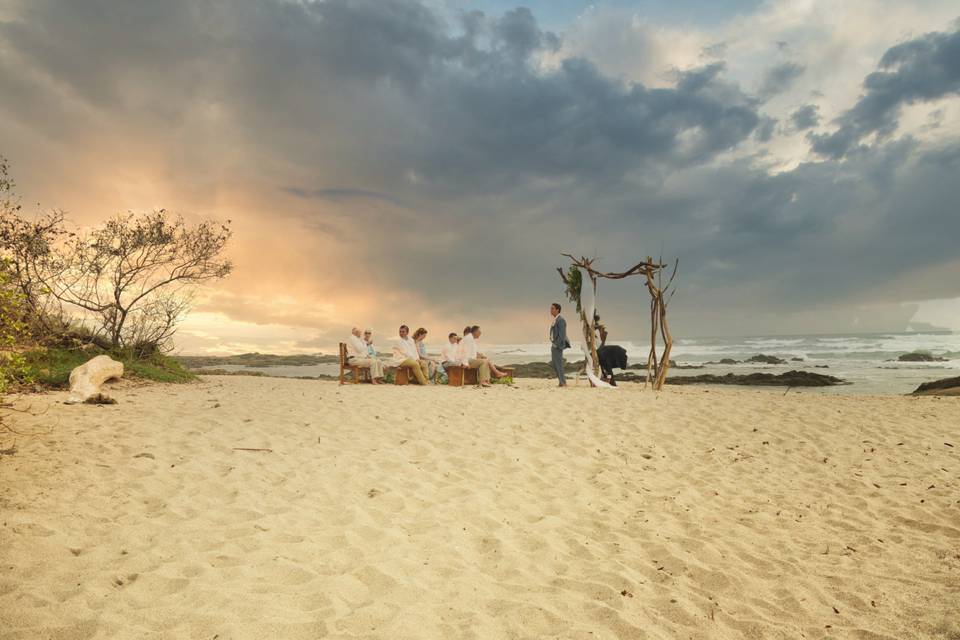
[1,376,958,639]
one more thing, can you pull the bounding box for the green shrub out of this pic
[20,347,195,387]
[0,264,31,392]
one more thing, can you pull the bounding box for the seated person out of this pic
[346,326,385,384]
[469,325,510,379]
[391,324,430,385]
[412,327,441,382]
[363,328,378,357]
[440,333,462,370]
[458,326,491,387]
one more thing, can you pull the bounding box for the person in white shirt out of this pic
[458,327,491,386]
[466,325,510,380]
[346,326,385,383]
[440,332,461,371]
[391,325,430,385]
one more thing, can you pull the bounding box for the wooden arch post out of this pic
[557,254,678,390]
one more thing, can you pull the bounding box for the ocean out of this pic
[492,331,960,395]
[198,332,960,396]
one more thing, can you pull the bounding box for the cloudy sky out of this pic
[1,0,959,353]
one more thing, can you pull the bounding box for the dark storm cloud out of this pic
[559,136,960,332]
[408,58,760,192]
[1,0,959,338]
[810,25,960,158]
[755,116,778,141]
[758,61,805,98]
[790,104,820,130]
[9,0,765,195]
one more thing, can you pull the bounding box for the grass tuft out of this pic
[22,347,195,387]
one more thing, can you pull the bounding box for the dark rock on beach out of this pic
[704,355,788,365]
[745,354,789,365]
[665,370,845,387]
[627,360,703,370]
[506,361,581,379]
[669,359,705,370]
[897,351,948,362]
[912,376,960,396]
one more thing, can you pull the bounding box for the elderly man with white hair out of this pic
[363,328,377,357]
[347,326,385,384]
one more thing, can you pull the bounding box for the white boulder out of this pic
[66,355,124,404]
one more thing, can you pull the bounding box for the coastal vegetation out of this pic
[21,347,195,388]
[0,156,229,390]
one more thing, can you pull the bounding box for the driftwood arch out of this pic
[557,254,677,390]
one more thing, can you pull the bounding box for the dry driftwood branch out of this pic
[559,252,678,390]
[558,255,602,380]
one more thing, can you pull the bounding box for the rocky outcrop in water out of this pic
[912,376,960,396]
[506,361,581,378]
[663,370,845,387]
[897,351,948,362]
[626,360,703,371]
[176,352,341,368]
[703,354,789,365]
[745,354,789,365]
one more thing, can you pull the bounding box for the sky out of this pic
[1,0,959,354]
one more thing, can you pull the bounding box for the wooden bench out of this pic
[389,363,424,385]
[446,363,516,386]
[445,364,478,386]
[338,342,372,385]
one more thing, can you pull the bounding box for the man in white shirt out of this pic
[466,325,510,380]
[346,326,385,383]
[391,325,430,385]
[459,325,492,387]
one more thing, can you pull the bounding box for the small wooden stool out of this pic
[393,365,421,385]
[445,365,478,386]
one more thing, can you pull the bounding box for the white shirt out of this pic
[460,334,477,363]
[441,341,461,363]
[346,334,369,359]
[393,336,420,364]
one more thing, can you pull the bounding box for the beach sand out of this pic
[1,376,958,639]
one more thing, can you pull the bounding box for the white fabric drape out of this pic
[579,277,615,389]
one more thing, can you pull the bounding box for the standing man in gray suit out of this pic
[549,302,571,387]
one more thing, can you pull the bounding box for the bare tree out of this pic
[57,210,232,351]
[1,197,232,352]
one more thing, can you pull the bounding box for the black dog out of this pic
[597,345,628,386]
